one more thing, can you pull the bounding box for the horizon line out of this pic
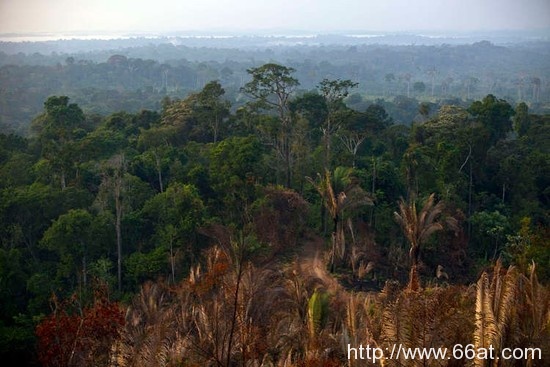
[1,27,549,37]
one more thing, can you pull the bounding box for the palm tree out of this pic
[394,193,457,290]
[307,167,373,271]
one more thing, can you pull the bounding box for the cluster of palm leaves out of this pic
[307,167,373,273]
[393,193,459,290]
[474,261,550,367]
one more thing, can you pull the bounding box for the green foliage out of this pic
[290,92,328,132]
[125,246,168,285]
[513,102,530,136]
[308,288,330,335]
[208,135,264,220]
[191,80,231,143]
[242,63,299,187]
[137,182,206,283]
[40,209,112,291]
[470,210,511,260]
[318,78,358,107]
[242,63,299,113]
[468,94,514,144]
[503,217,550,281]
[30,96,87,190]
[89,257,117,288]
[141,182,205,237]
[0,152,35,187]
[0,313,37,363]
[0,64,549,365]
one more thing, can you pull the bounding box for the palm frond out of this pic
[474,262,520,367]
[394,193,457,278]
[474,272,498,355]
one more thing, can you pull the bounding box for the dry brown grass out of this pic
[106,243,548,367]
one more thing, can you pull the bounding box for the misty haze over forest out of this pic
[1,29,549,134]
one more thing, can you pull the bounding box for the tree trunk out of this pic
[283,120,292,188]
[226,253,244,367]
[82,252,87,288]
[370,159,376,227]
[409,243,419,269]
[408,265,420,291]
[324,116,332,171]
[61,168,67,191]
[330,215,339,272]
[113,157,124,293]
[154,151,163,193]
[213,110,219,143]
[169,236,175,284]
[115,184,122,293]
[468,160,473,241]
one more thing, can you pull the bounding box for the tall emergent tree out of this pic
[317,78,358,171]
[192,80,231,143]
[512,102,530,137]
[242,63,299,187]
[469,94,514,145]
[32,96,85,190]
[96,154,127,292]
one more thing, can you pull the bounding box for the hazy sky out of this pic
[1,0,549,34]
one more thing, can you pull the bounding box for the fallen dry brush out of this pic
[37,245,549,367]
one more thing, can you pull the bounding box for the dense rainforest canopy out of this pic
[0,43,549,366]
